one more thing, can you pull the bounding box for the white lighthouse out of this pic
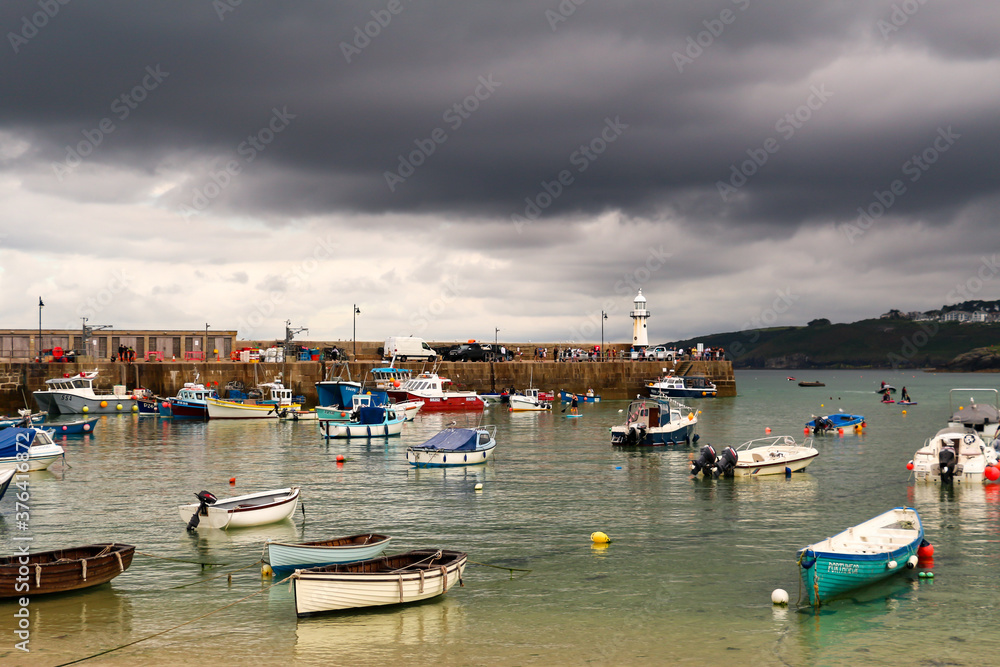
[630,289,649,347]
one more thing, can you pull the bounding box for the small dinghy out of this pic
[797,507,923,606]
[180,487,300,530]
[291,549,467,616]
[690,435,818,478]
[265,533,392,572]
[806,413,865,434]
[49,416,100,435]
[0,543,135,597]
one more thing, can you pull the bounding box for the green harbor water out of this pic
[2,369,999,666]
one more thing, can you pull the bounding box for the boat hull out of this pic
[0,444,65,471]
[170,399,209,419]
[206,398,298,419]
[559,391,600,403]
[0,543,135,598]
[387,391,484,411]
[734,449,818,476]
[291,551,467,616]
[318,418,405,439]
[649,387,717,399]
[266,535,392,571]
[610,422,696,446]
[48,417,100,435]
[41,394,137,415]
[406,441,496,467]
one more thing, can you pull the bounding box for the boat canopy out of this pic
[356,407,387,425]
[950,404,1000,428]
[415,428,480,451]
[0,427,36,458]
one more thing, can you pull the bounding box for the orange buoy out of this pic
[229,477,236,485]
[764,427,771,434]
[336,454,345,462]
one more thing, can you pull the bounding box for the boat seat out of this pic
[752,453,764,462]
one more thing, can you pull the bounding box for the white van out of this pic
[381,337,438,362]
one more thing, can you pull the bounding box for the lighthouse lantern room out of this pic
[630,289,649,347]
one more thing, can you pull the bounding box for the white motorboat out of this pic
[646,373,717,399]
[730,435,819,476]
[910,425,999,484]
[291,549,467,616]
[0,427,65,472]
[406,425,497,467]
[179,487,301,530]
[392,399,424,421]
[265,533,392,571]
[508,388,552,412]
[32,371,137,415]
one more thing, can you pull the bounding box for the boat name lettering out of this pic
[826,562,860,574]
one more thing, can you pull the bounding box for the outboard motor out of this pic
[186,490,218,531]
[813,417,832,434]
[690,445,717,476]
[714,447,739,478]
[938,446,957,484]
[626,424,647,445]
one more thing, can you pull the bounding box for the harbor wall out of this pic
[0,359,735,412]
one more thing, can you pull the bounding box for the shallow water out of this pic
[2,369,998,666]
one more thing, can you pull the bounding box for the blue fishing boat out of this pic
[798,507,924,606]
[806,412,865,434]
[48,417,100,435]
[315,363,362,411]
[559,390,600,403]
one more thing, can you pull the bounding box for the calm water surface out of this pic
[2,369,999,666]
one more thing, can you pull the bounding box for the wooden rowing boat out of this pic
[265,533,392,571]
[797,507,923,605]
[0,543,135,597]
[291,549,467,616]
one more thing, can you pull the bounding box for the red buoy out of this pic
[917,543,934,558]
[906,461,914,471]
[336,454,345,463]
[229,477,236,485]
[985,465,1000,482]
[803,427,810,435]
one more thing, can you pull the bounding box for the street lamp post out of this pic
[38,297,44,362]
[601,311,608,361]
[353,305,361,359]
[205,323,210,361]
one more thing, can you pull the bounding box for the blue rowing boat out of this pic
[798,507,923,606]
[806,412,865,434]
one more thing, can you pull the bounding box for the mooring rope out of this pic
[53,575,292,667]
[168,559,264,590]
[467,559,532,579]
[135,550,230,567]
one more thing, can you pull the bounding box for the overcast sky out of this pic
[2,1,998,345]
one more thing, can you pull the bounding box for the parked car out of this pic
[446,343,498,362]
[648,345,676,361]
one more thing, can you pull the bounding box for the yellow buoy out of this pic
[474,483,483,491]
[132,405,138,412]
[82,406,89,413]
[590,531,611,544]
[116,404,123,411]
[902,409,907,415]
[261,564,273,578]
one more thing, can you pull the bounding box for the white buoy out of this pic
[474,483,483,491]
[906,555,918,569]
[887,560,898,570]
[771,589,789,605]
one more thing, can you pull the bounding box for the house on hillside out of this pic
[943,310,972,323]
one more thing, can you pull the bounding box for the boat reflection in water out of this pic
[294,596,464,663]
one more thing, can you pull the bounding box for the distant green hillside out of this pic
[665,319,1000,369]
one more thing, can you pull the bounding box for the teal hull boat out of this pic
[798,507,923,606]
